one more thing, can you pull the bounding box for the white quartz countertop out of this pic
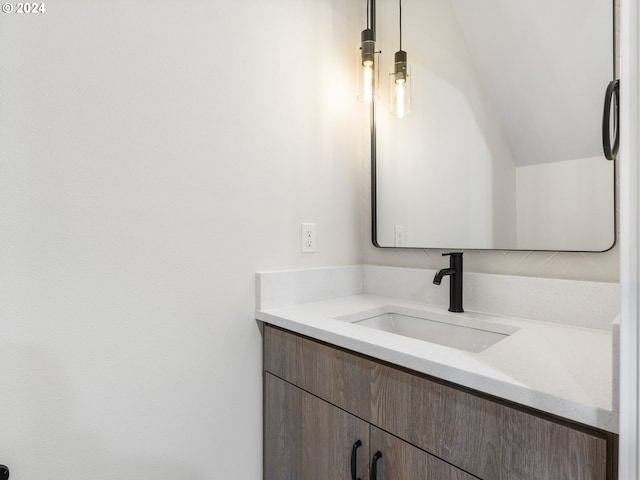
[256,294,617,433]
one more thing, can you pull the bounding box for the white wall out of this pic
[516,157,615,251]
[0,1,361,478]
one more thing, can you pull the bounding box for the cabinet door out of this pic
[369,426,477,480]
[265,373,370,480]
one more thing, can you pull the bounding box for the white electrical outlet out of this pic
[301,223,317,253]
[394,226,405,247]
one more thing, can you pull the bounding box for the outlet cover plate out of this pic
[302,223,317,253]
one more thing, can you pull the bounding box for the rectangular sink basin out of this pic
[339,307,519,353]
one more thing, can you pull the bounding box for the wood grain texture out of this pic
[264,325,371,421]
[371,363,500,478]
[499,407,608,480]
[264,373,370,480]
[371,362,609,480]
[370,426,478,480]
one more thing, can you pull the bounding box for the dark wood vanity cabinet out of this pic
[263,325,617,480]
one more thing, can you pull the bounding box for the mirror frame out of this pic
[370,0,618,253]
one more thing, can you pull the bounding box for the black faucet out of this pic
[433,252,464,313]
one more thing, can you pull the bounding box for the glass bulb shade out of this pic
[390,58,411,118]
[357,30,379,103]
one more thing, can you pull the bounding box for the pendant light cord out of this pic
[399,0,402,50]
[367,0,376,33]
[367,0,370,29]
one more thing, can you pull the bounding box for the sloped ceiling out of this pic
[450,0,612,166]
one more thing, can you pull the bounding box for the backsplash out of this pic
[364,265,619,330]
[256,266,363,310]
[256,265,619,330]
[362,238,620,282]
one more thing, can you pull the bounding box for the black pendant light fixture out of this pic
[391,0,411,117]
[357,0,378,103]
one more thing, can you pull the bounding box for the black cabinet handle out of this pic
[0,465,9,480]
[370,451,382,480]
[602,79,620,161]
[351,439,362,480]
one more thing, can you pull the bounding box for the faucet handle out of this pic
[442,252,463,257]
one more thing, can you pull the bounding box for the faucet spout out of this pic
[433,252,464,312]
[433,268,456,285]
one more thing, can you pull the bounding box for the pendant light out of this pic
[391,0,411,118]
[357,0,379,103]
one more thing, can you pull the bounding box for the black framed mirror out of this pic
[371,0,616,252]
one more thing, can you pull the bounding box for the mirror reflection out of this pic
[373,0,615,251]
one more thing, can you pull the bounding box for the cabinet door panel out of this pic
[264,325,372,421]
[499,407,608,480]
[371,363,500,477]
[370,426,477,480]
[265,373,370,480]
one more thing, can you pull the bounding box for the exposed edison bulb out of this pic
[390,50,411,118]
[357,29,378,103]
[394,81,406,118]
[362,62,374,103]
